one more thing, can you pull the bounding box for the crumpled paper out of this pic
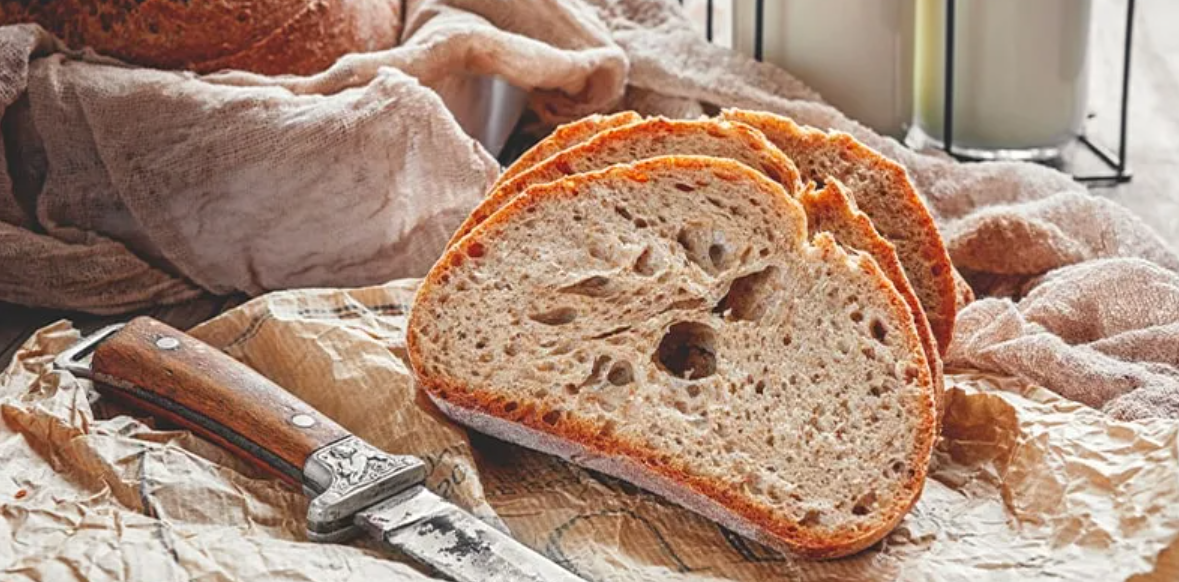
[4,281,1179,581]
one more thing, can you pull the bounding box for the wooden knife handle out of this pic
[90,316,350,486]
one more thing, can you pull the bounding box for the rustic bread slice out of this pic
[450,116,943,417]
[719,109,957,354]
[493,111,643,190]
[801,179,944,417]
[409,156,937,559]
[448,117,803,248]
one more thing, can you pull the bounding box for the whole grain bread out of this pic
[409,156,937,558]
[1,0,400,75]
[719,109,957,354]
[448,117,803,247]
[450,116,943,415]
[494,111,643,188]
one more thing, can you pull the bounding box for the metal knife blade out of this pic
[358,486,582,582]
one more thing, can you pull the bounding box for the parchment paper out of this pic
[4,280,1179,581]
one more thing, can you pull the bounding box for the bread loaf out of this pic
[450,116,943,415]
[1,0,400,75]
[409,156,937,558]
[719,110,957,354]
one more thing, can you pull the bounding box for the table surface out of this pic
[1,0,1176,365]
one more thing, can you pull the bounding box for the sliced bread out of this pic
[409,156,938,558]
[493,111,643,189]
[719,109,957,354]
[448,117,803,248]
[448,116,942,416]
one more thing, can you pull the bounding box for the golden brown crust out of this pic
[719,109,958,355]
[493,111,643,189]
[410,156,937,560]
[800,180,945,420]
[447,117,804,248]
[3,0,400,75]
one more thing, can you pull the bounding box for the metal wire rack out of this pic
[689,0,1136,184]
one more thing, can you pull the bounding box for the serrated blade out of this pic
[356,485,583,582]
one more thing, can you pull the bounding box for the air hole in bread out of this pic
[634,217,649,228]
[755,380,766,395]
[560,276,612,297]
[634,248,657,276]
[589,243,610,261]
[676,221,726,275]
[713,267,782,322]
[800,510,822,527]
[862,346,876,361]
[614,206,633,220]
[852,491,877,516]
[542,409,562,425]
[607,361,634,386]
[530,307,577,326]
[903,364,921,384]
[504,401,518,413]
[675,183,696,192]
[686,384,702,398]
[708,243,727,268]
[466,242,485,258]
[870,319,889,344]
[783,335,793,347]
[850,310,864,323]
[654,322,717,380]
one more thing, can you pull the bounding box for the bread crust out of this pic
[3,0,400,75]
[410,156,937,560]
[493,111,643,189]
[719,109,958,355]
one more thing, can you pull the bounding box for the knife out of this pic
[54,316,584,582]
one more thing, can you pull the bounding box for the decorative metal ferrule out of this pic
[302,435,428,542]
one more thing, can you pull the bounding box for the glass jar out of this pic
[910,0,1093,160]
[731,0,916,138]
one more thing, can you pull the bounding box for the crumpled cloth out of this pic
[4,283,1179,581]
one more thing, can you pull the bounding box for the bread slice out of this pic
[719,109,957,354]
[800,180,944,417]
[448,117,803,248]
[493,111,643,189]
[449,116,943,417]
[409,156,937,558]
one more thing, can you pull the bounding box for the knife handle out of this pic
[90,316,349,486]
